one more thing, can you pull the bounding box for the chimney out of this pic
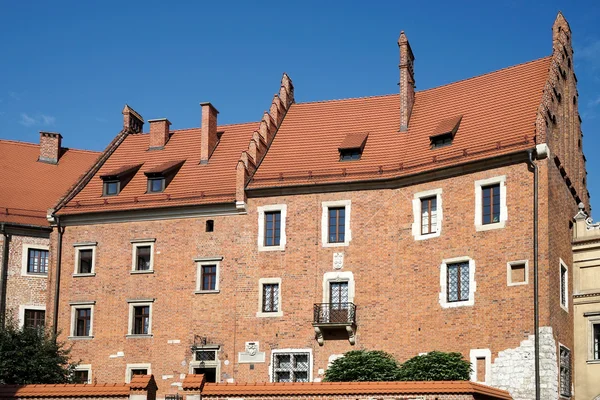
[200,102,219,164]
[398,31,415,132]
[38,131,62,164]
[122,104,144,133]
[148,118,171,149]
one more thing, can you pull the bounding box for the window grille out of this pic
[195,350,217,362]
[559,346,571,397]
[447,262,469,302]
[262,283,279,312]
[272,352,310,382]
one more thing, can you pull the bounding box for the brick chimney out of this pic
[148,118,171,149]
[122,104,144,133]
[200,102,219,164]
[38,131,62,164]
[398,31,415,132]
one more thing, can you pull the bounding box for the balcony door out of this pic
[329,281,349,322]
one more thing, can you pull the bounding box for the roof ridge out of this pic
[296,92,398,106]
[0,139,99,154]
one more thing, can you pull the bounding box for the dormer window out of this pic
[144,160,185,194]
[338,133,368,162]
[100,164,142,197]
[430,115,462,149]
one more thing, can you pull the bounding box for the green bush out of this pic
[397,351,471,381]
[323,350,401,382]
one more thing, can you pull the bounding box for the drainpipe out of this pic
[527,148,541,400]
[0,224,10,327]
[52,217,64,335]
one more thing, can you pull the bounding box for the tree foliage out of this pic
[0,319,78,384]
[323,350,401,382]
[397,351,471,381]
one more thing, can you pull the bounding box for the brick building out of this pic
[45,13,585,400]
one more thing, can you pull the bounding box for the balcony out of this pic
[312,303,356,346]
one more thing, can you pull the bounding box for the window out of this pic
[206,220,214,232]
[24,309,45,329]
[190,347,220,382]
[321,200,351,247]
[338,133,367,161]
[439,257,476,308]
[560,260,568,311]
[127,300,153,337]
[559,345,571,397]
[147,177,165,193]
[104,181,119,196]
[339,148,362,161]
[430,115,461,149]
[430,133,453,148]
[257,204,287,251]
[143,160,184,194]
[195,257,222,293]
[21,244,49,277]
[474,176,507,231]
[593,323,600,360]
[271,351,312,382]
[69,301,95,338]
[412,189,442,240]
[507,260,528,286]
[125,364,151,383]
[469,349,491,384]
[73,243,97,276]
[131,239,155,273]
[257,278,282,317]
[100,164,141,197]
[73,365,92,384]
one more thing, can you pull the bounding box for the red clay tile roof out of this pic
[182,374,206,391]
[339,133,368,150]
[248,57,551,189]
[200,381,512,399]
[129,375,157,391]
[0,140,99,226]
[0,383,130,398]
[99,164,142,179]
[144,159,185,176]
[432,115,462,137]
[57,122,258,215]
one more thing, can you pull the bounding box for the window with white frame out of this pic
[559,345,571,397]
[321,200,351,247]
[507,260,529,286]
[131,239,155,273]
[21,244,49,276]
[439,257,476,308]
[257,278,282,317]
[125,363,151,383]
[73,243,97,276]
[412,188,442,240]
[271,350,312,382]
[190,347,220,383]
[195,257,222,293]
[257,204,287,251]
[560,259,568,312]
[73,364,92,384]
[127,299,153,337]
[19,305,46,329]
[69,301,95,338]
[469,349,491,384]
[474,176,507,231]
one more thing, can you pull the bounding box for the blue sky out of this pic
[1,1,599,211]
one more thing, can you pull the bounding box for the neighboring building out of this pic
[572,206,600,399]
[46,13,585,400]
[0,133,98,330]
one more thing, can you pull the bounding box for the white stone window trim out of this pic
[507,259,529,286]
[587,314,600,361]
[189,346,221,380]
[195,256,222,294]
[68,301,95,340]
[322,271,355,303]
[474,175,507,231]
[130,239,155,274]
[321,200,352,247]
[73,242,97,277]
[125,363,151,383]
[439,256,476,308]
[74,364,92,384]
[469,348,492,385]
[269,348,313,383]
[411,188,443,240]
[257,204,287,252]
[257,277,283,317]
[21,243,49,277]
[18,304,46,328]
[559,258,569,312]
[126,299,154,338]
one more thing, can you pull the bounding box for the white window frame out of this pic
[127,299,154,337]
[507,260,529,286]
[189,346,221,379]
[21,244,49,277]
[125,363,151,383]
[131,239,155,274]
[195,257,222,294]
[321,200,352,247]
[322,271,355,303]
[587,315,600,362]
[257,278,283,317]
[560,258,569,312]
[73,242,97,277]
[257,204,287,251]
[412,188,443,240]
[469,348,491,384]
[18,304,46,328]
[474,175,507,231]
[439,256,476,308]
[69,301,95,339]
[270,348,313,383]
[74,364,92,384]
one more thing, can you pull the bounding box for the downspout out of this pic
[527,148,540,400]
[52,217,64,335]
[0,223,11,327]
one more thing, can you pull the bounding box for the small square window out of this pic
[73,370,89,384]
[507,261,528,286]
[104,181,119,196]
[272,352,311,382]
[27,248,48,274]
[24,309,45,329]
[148,177,165,193]
[70,303,94,338]
[125,364,151,383]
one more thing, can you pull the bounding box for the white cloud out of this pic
[41,114,56,125]
[20,113,36,127]
[578,40,600,61]
[588,96,600,108]
[19,113,56,127]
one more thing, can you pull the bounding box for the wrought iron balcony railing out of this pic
[313,302,356,325]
